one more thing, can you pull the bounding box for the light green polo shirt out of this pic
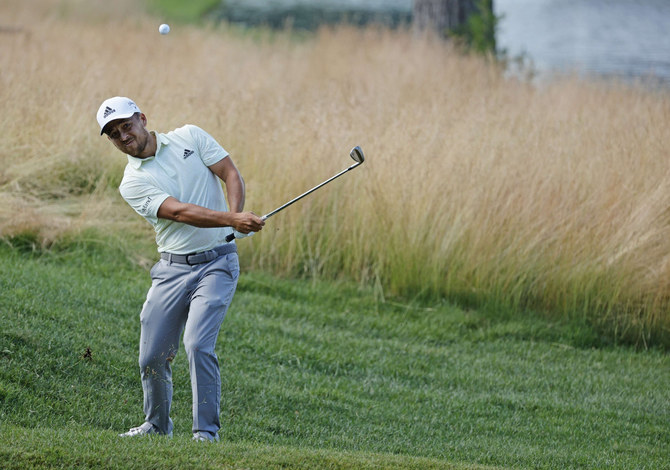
[119,124,234,254]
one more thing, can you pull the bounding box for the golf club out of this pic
[226,146,365,242]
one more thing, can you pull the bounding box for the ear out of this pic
[139,113,148,127]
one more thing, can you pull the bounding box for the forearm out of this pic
[225,173,245,213]
[157,196,264,233]
[207,156,245,212]
[160,200,236,228]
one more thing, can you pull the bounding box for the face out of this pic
[104,113,154,158]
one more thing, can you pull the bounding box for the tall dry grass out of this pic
[2,0,670,345]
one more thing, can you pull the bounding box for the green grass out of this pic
[0,239,668,469]
[146,0,220,23]
[0,427,465,470]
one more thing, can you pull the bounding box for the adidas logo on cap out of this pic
[183,149,194,159]
[97,96,142,135]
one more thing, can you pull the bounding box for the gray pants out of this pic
[138,251,239,437]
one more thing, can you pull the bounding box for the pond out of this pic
[212,0,670,85]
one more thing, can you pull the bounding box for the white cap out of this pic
[96,96,141,135]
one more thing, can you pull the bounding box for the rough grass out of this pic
[0,241,669,469]
[1,0,670,346]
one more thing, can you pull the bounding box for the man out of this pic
[96,96,264,442]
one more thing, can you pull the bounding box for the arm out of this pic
[208,156,245,212]
[156,155,264,233]
[156,197,262,232]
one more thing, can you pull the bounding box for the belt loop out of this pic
[168,253,173,265]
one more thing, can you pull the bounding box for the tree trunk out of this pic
[412,0,478,34]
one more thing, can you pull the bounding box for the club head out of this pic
[350,146,365,164]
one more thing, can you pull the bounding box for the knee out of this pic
[139,348,176,373]
[183,338,209,358]
[183,336,221,364]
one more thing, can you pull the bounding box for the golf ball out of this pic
[159,24,170,35]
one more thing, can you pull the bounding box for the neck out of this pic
[137,131,158,159]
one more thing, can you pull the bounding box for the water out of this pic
[217,0,413,29]
[217,0,670,85]
[224,0,411,9]
[494,0,670,84]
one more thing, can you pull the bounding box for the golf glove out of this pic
[232,230,255,239]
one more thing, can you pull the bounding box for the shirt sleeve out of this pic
[187,125,229,167]
[119,176,171,225]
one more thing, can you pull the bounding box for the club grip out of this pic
[226,230,255,242]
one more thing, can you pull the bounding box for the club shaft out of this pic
[262,162,361,219]
[225,159,362,243]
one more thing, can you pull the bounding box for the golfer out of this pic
[96,96,264,442]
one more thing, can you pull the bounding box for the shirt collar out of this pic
[126,132,169,169]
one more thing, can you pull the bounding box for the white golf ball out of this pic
[159,24,170,35]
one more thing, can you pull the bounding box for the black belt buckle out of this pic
[186,250,211,265]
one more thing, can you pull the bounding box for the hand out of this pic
[231,212,265,234]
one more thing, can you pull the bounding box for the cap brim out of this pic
[99,112,136,136]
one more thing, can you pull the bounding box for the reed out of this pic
[1,0,669,346]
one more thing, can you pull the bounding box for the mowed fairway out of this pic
[1,245,669,469]
[1,0,670,468]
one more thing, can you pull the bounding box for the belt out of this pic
[160,243,237,265]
